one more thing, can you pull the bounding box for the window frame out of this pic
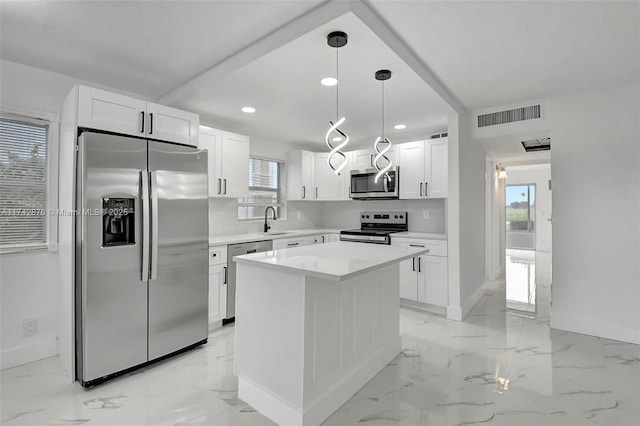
[237,156,286,222]
[0,107,59,254]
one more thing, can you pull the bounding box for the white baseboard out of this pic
[208,320,223,332]
[1,336,57,370]
[551,312,640,345]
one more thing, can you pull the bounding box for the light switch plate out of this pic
[423,210,429,220]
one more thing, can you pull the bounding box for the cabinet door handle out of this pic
[315,187,318,199]
[370,154,374,168]
[302,186,306,199]
[418,257,422,273]
[287,242,299,247]
[322,235,325,243]
[149,113,153,135]
[412,257,416,272]
[410,244,425,248]
[223,179,227,194]
[140,111,145,133]
[223,266,227,284]
[420,182,423,197]
[217,178,222,195]
[425,182,428,197]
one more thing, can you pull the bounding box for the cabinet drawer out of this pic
[393,238,448,257]
[209,245,228,265]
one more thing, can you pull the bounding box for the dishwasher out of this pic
[224,239,273,324]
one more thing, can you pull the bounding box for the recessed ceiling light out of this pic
[321,77,338,87]
[332,136,343,142]
[241,106,256,113]
[394,124,407,130]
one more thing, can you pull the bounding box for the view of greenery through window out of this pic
[238,158,283,220]
[0,116,48,247]
[506,184,535,232]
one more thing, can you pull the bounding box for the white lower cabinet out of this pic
[393,238,448,310]
[329,233,341,242]
[272,234,327,250]
[208,245,228,326]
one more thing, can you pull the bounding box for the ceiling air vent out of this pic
[477,105,541,128]
[521,137,550,152]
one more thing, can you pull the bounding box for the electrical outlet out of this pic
[423,210,430,220]
[23,319,38,337]
[296,211,302,219]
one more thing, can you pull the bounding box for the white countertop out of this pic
[209,229,342,246]
[234,241,428,282]
[392,232,447,240]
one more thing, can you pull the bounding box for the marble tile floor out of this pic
[2,262,638,425]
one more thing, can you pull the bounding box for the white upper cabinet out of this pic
[145,102,199,147]
[286,150,315,200]
[314,152,345,200]
[398,138,448,199]
[77,85,199,146]
[398,141,425,199]
[199,126,249,198]
[220,131,250,198]
[287,150,351,201]
[351,147,396,171]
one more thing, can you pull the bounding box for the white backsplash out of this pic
[208,198,323,237]
[209,197,446,238]
[318,199,446,234]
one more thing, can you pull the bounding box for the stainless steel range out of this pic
[339,211,408,244]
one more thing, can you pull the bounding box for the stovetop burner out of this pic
[340,211,408,244]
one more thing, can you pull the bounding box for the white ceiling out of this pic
[1,1,638,158]
[180,12,449,148]
[368,1,640,110]
[0,0,324,98]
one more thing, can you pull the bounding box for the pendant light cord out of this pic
[336,47,339,121]
[381,80,385,140]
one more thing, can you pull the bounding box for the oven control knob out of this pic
[366,215,370,218]
[361,215,365,218]
[400,215,404,218]
[394,215,398,219]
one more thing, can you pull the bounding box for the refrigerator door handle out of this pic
[140,171,150,281]
[150,171,159,280]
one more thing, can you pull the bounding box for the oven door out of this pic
[349,168,399,199]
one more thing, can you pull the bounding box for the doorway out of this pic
[500,164,552,316]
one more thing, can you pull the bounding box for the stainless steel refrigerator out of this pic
[75,130,208,386]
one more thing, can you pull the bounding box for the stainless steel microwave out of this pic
[349,168,399,199]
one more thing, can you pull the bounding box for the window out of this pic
[0,114,49,249]
[238,157,284,220]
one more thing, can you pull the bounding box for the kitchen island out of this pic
[234,241,428,426]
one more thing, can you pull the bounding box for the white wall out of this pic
[505,164,552,253]
[547,84,640,344]
[455,111,488,318]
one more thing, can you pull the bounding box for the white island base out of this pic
[234,242,427,426]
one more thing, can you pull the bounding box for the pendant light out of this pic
[324,31,349,175]
[373,69,392,183]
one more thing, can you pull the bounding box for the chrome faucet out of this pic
[264,206,277,232]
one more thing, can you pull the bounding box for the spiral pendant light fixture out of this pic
[325,31,349,175]
[373,69,393,183]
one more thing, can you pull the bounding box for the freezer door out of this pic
[147,141,209,360]
[77,132,148,383]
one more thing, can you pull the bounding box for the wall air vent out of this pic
[477,105,541,128]
[521,137,551,152]
[430,132,448,139]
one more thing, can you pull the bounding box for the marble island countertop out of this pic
[209,229,342,246]
[234,241,428,281]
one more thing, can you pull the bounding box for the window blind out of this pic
[0,116,48,248]
[238,158,282,220]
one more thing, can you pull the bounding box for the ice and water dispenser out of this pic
[102,197,135,247]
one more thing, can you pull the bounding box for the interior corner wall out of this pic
[455,111,487,318]
[547,84,640,344]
